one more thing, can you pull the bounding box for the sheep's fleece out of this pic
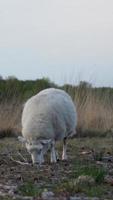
[21,88,77,164]
[22,88,77,141]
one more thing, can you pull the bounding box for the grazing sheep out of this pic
[19,88,77,165]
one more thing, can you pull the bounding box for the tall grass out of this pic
[0,99,22,138]
[0,83,113,137]
[64,84,113,137]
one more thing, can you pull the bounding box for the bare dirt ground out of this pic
[0,137,113,200]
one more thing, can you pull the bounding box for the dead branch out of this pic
[17,151,28,162]
[9,155,31,166]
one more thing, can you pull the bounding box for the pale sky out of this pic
[0,0,113,86]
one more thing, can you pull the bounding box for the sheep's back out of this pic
[22,88,77,141]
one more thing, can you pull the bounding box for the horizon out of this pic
[1,72,113,89]
[0,65,113,87]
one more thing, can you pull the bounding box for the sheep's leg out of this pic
[50,141,57,163]
[56,150,59,161]
[62,138,67,160]
[40,152,44,164]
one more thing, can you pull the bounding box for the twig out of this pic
[9,155,31,166]
[17,151,28,162]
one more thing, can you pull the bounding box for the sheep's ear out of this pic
[41,139,52,145]
[18,136,27,143]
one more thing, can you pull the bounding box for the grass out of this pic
[72,164,106,183]
[18,180,109,198]
[54,180,106,197]
[0,85,113,138]
[19,182,43,197]
[0,137,113,199]
[64,85,113,137]
[85,185,109,197]
[0,99,22,138]
[17,163,107,198]
[0,85,113,198]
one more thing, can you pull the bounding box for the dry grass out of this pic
[65,86,113,137]
[0,99,22,138]
[0,86,113,137]
[76,95,113,134]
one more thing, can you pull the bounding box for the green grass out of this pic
[0,137,113,199]
[0,198,13,200]
[19,182,43,197]
[73,164,106,183]
[18,180,109,198]
[18,161,106,197]
[85,185,108,197]
[54,181,104,196]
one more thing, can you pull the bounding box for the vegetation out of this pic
[0,76,113,137]
[0,137,113,199]
[0,75,113,199]
[0,76,57,101]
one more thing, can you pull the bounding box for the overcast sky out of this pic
[0,0,113,86]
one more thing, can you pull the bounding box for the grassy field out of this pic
[0,78,113,137]
[0,80,113,199]
[0,137,113,199]
[0,83,113,138]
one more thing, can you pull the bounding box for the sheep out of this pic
[19,88,77,165]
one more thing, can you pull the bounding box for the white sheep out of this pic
[19,88,77,165]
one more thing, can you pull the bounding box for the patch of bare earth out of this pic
[0,137,113,200]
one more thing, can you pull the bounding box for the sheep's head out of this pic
[18,136,51,165]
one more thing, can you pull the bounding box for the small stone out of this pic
[80,151,92,155]
[0,191,6,197]
[41,191,55,199]
[104,175,113,185]
[16,174,23,181]
[74,175,95,187]
[70,197,82,200]
[109,169,113,176]
[96,161,104,166]
[12,195,33,200]
[102,156,113,162]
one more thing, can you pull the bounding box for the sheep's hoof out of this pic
[51,160,57,163]
[62,155,68,161]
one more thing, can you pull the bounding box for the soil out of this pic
[0,137,113,200]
